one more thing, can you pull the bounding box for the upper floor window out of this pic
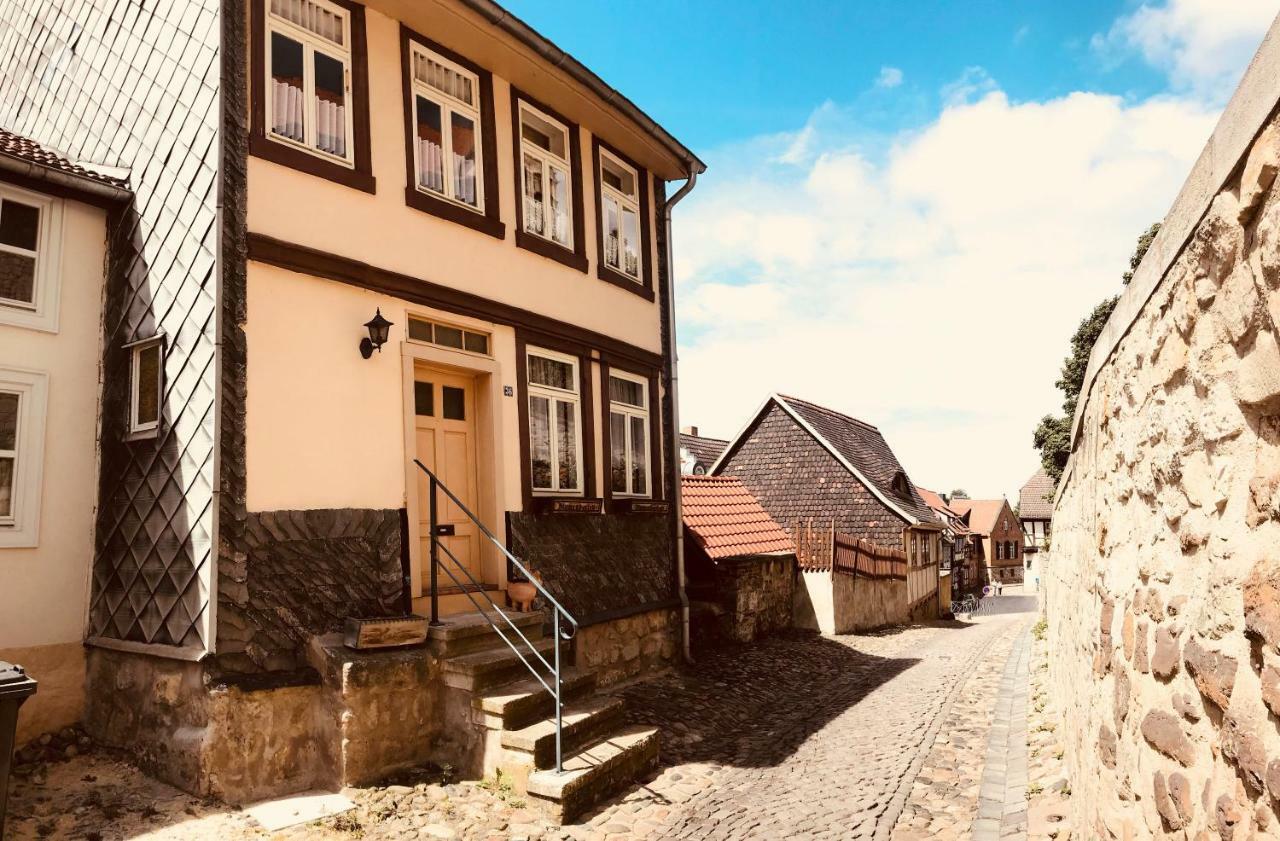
[608,370,649,498]
[527,348,582,495]
[909,532,918,563]
[921,534,931,564]
[409,42,482,212]
[598,150,641,281]
[519,103,573,249]
[128,336,164,438]
[266,0,354,166]
[0,184,62,333]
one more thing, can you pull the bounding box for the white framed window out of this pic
[599,150,642,280]
[526,348,582,495]
[127,336,164,438]
[0,368,48,547]
[265,0,355,166]
[0,184,63,333]
[409,41,483,212]
[608,370,649,497]
[519,103,573,248]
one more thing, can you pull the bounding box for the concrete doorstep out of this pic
[243,790,357,832]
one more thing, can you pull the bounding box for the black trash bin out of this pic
[0,661,37,839]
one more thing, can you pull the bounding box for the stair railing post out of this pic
[554,610,563,774]
[429,474,440,626]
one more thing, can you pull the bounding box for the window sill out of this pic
[532,496,603,515]
[597,265,654,301]
[403,187,505,240]
[125,428,161,443]
[609,498,668,515]
[516,230,588,273]
[250,134,376,194]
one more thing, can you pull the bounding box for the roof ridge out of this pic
[775,394,880,431]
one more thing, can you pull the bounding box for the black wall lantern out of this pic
[359,309,394,359]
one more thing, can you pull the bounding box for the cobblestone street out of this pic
[6,599,1037,841]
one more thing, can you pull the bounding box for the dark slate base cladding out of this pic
[214,508,404,674]
[506,512,676,625]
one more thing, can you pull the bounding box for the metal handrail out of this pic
[413,459,578,772]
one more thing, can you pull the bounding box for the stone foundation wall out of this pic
[1048,97,1280,838]
[574,607,679,687]
[687,550,796,645]
[792,570,908,633]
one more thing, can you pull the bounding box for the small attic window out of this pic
[892,471,911,497]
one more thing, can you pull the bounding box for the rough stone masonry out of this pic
[1047,22,1280,840]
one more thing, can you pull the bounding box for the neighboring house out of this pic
[681,474,794,645]
[1019,468,1055,553]
[0,0,704,817]
[714,394,943,604]
[916,486,977,594]
[949,498,1024,584]
[0,130,129,745]
[679,425,728,474]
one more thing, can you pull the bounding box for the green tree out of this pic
[948,489,969,500]
[1033,224,1160,481]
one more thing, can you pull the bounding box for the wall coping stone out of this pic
[1060,12,1280,502]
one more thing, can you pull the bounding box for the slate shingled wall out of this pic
[0,1,220,650]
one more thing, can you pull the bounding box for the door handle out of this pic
[434,524,456,537]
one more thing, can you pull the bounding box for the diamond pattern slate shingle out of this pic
[0,126,129,188]
[718,401,913,547]
[681,475,793,560]
[1018,468,1055,520]
[0,0,219,650]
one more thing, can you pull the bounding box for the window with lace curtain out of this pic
[526,348,582,494]
[409,42,483,212]
[518,104,573,249]
[608,370,649,498]
[265,0,354,166]
[598,150,642,281]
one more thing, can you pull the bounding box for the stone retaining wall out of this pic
[793,569,908,633]
[574,607,679,687]
[1048,26,1280,838]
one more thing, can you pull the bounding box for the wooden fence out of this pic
[793,519,938,608]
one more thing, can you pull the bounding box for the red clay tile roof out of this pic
[681,475,794,560]
[916,485,972,535]
[774,395,938,525]
[1019,469,1056,520]
[0,127,129,189]
[680,432,729,471]
[948,498,1013,536]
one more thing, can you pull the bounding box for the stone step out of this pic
[473,668,598,731]
[526,726,661,823]
[427,609,546,657]
[441,638,560,692]
[501,695,625,770]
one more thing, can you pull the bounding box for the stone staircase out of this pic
[430,611,660,822]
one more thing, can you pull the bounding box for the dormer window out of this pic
[519,103,573,249]
[892,471,911,497]
[265,0,354,166]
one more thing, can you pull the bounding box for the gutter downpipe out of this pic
[664,167,698,664]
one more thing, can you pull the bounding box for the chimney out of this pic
[681,425,698,436]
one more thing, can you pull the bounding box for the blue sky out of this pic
[509,0,1277,502]
[503,0,1170,150]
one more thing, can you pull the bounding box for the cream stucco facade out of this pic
[0,191,107,743]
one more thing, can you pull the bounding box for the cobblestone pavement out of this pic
[972,623,1032,840]
[5,607,1036,841]
[890,618,1022,841]
[1026,618,1073,840]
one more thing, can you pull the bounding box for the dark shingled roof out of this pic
[681,432,729,470]
[0,127,128,189]
[775,395,938,526]
[1019,468,1056,520]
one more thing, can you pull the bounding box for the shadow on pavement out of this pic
[617,630,920,770]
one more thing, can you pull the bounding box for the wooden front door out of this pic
[414,367,483,592]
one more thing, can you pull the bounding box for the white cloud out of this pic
[1093,0,1278,101]
[674,87,1219,503]
[876,66,904,89]
[939,66,999,106]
